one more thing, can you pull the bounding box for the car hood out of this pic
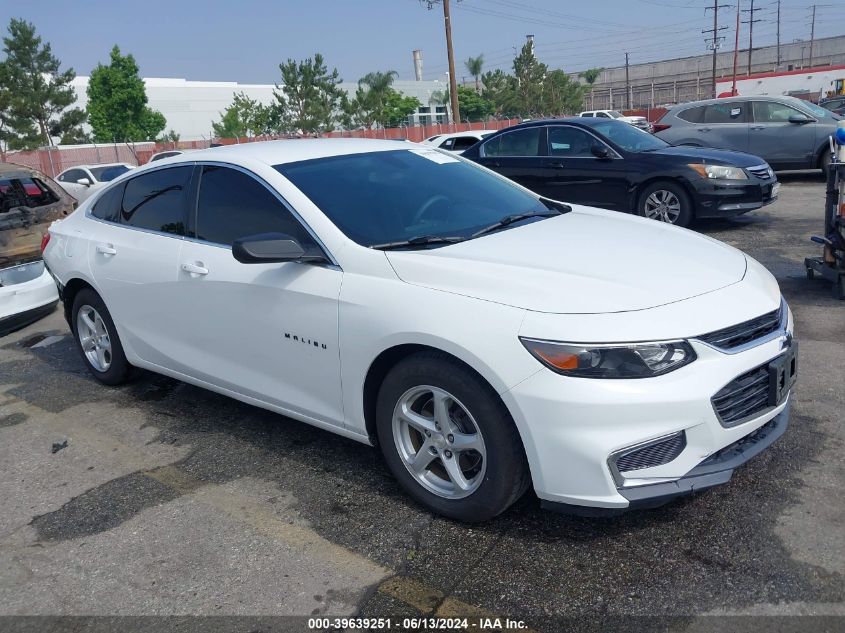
[652,145,765,167]
[385,206,747,314]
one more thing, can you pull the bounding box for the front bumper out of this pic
[502,315,795,513]
[692,177,779,218]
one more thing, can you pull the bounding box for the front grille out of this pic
[615,432,686,473]
[712,364,771,427]
[698,303,783,351]
[747,164,773,180]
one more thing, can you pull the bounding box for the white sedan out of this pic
[55,163,134,203]
[42,139,795,521]
[423,130,496,154]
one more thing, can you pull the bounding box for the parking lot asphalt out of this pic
[0,174,843,631]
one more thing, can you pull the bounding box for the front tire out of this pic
[637,180,694,227]
[376,352,530,522]
[71,288,135,385]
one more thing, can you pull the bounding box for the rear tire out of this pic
[71,288,135,385]
[819,150,832,175]
[376,351,530,522]
[637,180,694,227]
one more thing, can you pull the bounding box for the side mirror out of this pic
[77,178,91,186]
[232,233,309,264]
[788,114,811,124]
[591,144,611,159]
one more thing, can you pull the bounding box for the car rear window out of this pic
[677,105,705,123]
[0,177,59,212]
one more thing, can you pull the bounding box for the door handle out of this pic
[751,126,765,130]
[697,128,712,132]
[96,244,116,256]
[181,262,209,276]
[548,161,566,168]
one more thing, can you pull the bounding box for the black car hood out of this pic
[649,145,765,167]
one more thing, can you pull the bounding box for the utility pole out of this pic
[731,1,740,95]
[704,0,731,98]
[741,0,763,75]
[421,0,460,124]
[775,0,781,66]
[808,5,816,69]
[625,53,631,110]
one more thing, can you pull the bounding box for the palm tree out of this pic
[579,67,604,110]
[357,70,398,127]
[465,55,484,93]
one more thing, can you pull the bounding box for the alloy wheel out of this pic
[392,385,487,499]
[643,189,682,224]
[76,305,112,372]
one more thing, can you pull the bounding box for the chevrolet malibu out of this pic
[42,139,797,521]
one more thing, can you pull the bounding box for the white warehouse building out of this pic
[69,76,452,141]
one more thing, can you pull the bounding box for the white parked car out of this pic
[43,139,796,521]
[55,163,135,203]
[423,130,496,154]
[580,110,652,132]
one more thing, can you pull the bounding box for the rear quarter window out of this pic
[91,183,126,222]
[677,105,706,123]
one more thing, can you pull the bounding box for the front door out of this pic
[171,164,344,426]
[749,100,818,169]
[537,125,629,210]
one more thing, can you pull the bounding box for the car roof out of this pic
[436,130,497,139]
[159,138,420,167]
[60,163,130,173]
[668,94,809,110]
[499,117,628,130]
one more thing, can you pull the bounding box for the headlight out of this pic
[688,163,748,180]
[519,338,696,379]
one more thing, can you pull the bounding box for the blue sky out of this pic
[6,0,845,83]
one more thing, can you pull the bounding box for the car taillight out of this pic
[651,123,671,133]
[40,232,51,253]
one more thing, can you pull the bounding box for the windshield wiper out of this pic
[370,235,467,250]
[471,209,563,239]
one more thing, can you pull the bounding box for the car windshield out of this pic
[90,165,130,181]
[590,120,668,152]
[275,149,553,248]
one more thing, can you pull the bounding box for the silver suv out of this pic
[654,95,841,171]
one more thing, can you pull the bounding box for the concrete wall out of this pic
[576,35,845,110]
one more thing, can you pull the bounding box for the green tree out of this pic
[455,85,493,121]
[383,90,421,128]
[212,91,271,138]
[464,54,484,93]
[354,70,400,128]
[158,129,180,143]
[579,67,604,87]
[0,71,12,158]
[543,69,586,116]
[512,42,547,117]
[271,53,344,134]
[86,45,166,142]
[481,69,518,118]
[0,18,85,148]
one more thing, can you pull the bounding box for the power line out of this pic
[419,0,461,123]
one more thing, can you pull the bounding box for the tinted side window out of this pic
[91,183,125,222]
[60,169,85,183]
[704,102,748,123]
[752,101,801,123]
[120,166,191,235]
[452,137,479,151]
[482,127,542,157]
[438,138,455,150]
[195,165,317,249]
[548,126,598,157]
[677,105,705,123]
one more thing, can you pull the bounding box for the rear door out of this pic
[697,101,750,152]
[749,100,818,169]
[474,127,546,192]
[87,165,193,366]
[537,125,629,209]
